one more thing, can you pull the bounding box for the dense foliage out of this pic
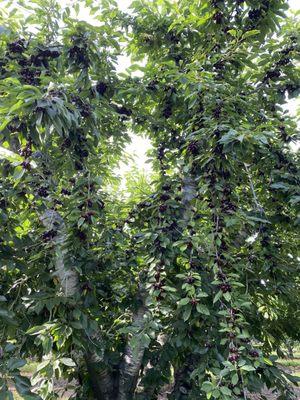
[0,0,299,399]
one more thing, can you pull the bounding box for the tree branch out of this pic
[243,163,264,213]
[40,209,78,296]
[182,175,197,224]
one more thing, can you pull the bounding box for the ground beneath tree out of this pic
[156,365,300,400]
[247,364,300,400]
[11,360,300,399]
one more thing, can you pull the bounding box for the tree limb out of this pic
[40,209,78,296]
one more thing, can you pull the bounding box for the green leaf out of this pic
[243,30,260,39]
[14,375,31,396]
[212,389,220,398]
[178,298,190,306]
[246,216,270,224]
[227,29,238,37]
[36,359,51,372]
[198,291,209,298]
[270,182,289,191]
[163,285,177,292]
[231,373,239,385]
[77,217,86,228]
[263,358,273,366]
[0,116,13,131]
[201,381,213,392]
[183,305,192,321]
[219,130,238,145]
[223,292,231,302]
[213,290,222,304]
[284,373,300,384]
[241,365,256,371]
[196,303,210,316]
[26,325,46,335]
[13,166,26,181]
[7,358,26,371]
[220,386,232,396]
[290,196,300,205]
[60,357,76,367]
[9,99,23,113]
[42,336,53,354]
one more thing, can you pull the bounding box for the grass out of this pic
[270,347,300,367]
[277,358,300,367]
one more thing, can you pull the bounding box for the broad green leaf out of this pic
[178,298,190,306]
[60,358,76,367]
[196,303,210,316]
[7,358,26,371]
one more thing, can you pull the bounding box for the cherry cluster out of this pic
[8,39,26,54]
[71,96,92,118]
[152,262,166,301]
[115,105,132,121]
[96,81,108,96]
[19,141,33,171]
[68,40,89,68]
[37,187,49,198]
[187,140,200,156]
[42,229,57,242]
[6,39,61,85]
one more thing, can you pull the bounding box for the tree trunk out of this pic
[118,278,148,400]
[136,334,169,399]
[40,209,115,399]
[286,340,294,359]
[84,352,116,400]
[169,363,192,400]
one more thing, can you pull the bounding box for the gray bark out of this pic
[118,280,148,400]
[168,175,197,400]
[40,209,78,296]
[85,352,116,400]
[137,334,169,399]
[285,340,294,359]
[182,175,197,224]
[40,209,114,400]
